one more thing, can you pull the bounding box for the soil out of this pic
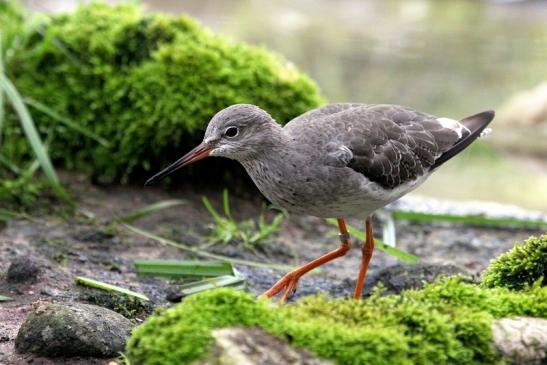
[0,172,544,365]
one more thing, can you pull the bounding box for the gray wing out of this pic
[287,103,367,124]
[343,105,464,189]
[287,104,470,189]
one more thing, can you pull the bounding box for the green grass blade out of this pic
[23,97,110,147]
[122,223,294,271]
[325,218,419,263]
[134,259,235,278]
[0,34,4,148]
[0,75,70,201]
[0,209,18,222]
[22,158,39,178]
[0,294,13,302]
[392,210,547,229]
[202,196,223,222]
[75,276,149,301]
[222,189,233,220]
[179,274,246,297]
[116,199,187,223]
[0,153,21,175]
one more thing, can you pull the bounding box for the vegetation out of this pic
[134,259,246,297]
[126,233,547,365]
[126,277,547,365]
[481,235,546,290]
[123,222,293,271]
[0,1,67,204]
[202,189,285,250]
[1,2,324,187]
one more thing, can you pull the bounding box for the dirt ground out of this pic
[0,173,544,364]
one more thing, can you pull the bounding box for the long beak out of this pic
[144,143,213,186]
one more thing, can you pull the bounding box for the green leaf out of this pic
[392,210,547,229]
[116,199,187,223]
[134,259,235,278]
[0,34,4,148]
[325,218,420,263]
[0,153,21,175]
[0,208,18,222]
[122,223,294,271]
[75,276,149,301]
[202,196,222,222]
[0,74,70,201]
[0,294,13,302]
[24,97,110,147]
[179,274,246,297]
[222,189,233,220]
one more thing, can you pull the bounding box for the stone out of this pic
[194,327,332,365]
[366,263,470,295]
[15,302,132,357]
[6,256,41,283]
[493,317,547,365]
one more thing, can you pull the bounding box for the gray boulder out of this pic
[15,302,132,357]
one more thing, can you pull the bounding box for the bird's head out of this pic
[145,104,277,186]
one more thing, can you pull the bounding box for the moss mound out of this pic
[3,2,324,183]
[126,277,547,365]
[481,235,546,290]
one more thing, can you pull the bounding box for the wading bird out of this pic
[146,103,494,301]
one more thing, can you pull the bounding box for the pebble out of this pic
[6,257,41,283]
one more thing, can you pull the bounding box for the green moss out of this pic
[127,289,274,365]
[78,288,153,319]
[125,278,547,365]
[3,2,324,183]
[481,235,547,290]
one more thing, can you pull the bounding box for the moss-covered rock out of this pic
[3,2,324,183]
[481,235,546,290]
[125,278,547,365]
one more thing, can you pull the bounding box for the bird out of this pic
[145,103,494,301]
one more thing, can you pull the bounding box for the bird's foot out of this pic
[262,272,301,302]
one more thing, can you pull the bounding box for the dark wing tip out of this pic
[460,110,495,131]
[431,109,495,170]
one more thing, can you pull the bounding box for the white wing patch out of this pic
[437,117,470,138]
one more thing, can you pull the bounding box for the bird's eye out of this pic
[225,126,239,138]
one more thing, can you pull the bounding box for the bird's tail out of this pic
[432,110,495,169]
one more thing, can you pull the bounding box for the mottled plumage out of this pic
[147,103,494,218]
[145,102,495,301]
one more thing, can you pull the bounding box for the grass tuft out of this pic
[203,189,286,250]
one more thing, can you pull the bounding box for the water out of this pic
[22,0,547,211]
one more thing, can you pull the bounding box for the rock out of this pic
[6,256,41,283]
[15,302,132,357]
[194,327,332,365]
[493,82,547,155]
[493,317,547,365]
[366,263,470,295]
[500,82,547,127]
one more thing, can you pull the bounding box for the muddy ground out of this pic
[0,173,544,364]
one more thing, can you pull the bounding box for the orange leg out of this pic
[353,216,375,299]
[262,218,352,302]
